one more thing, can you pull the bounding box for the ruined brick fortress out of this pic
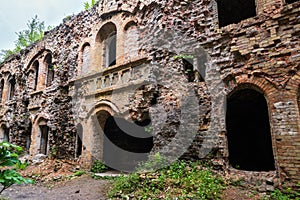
[0,0,299,189]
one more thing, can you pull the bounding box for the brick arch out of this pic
[224,75,279,171]
[25,49,52,72]
[224,75,279,103]
[30,115,50,156]
[86,99,120,120]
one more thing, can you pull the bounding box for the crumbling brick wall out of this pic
[0,0,299,189]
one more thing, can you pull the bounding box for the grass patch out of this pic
[108,160,224,199]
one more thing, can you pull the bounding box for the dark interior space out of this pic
[26,122,32,151]
[226,89,275,171]
[39,125,49,155]
[99,113,153,171]
[286,0,299,4]
[76,124,83,158]
[217,0,257,27]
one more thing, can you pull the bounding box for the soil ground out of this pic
[2,175,111,200]
[0,158,267,200]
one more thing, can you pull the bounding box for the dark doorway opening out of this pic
[286,0,299,4]
[217,0,257,27]
[40,125,49,155]
[98,112,153,171]
[76,124,83,158]
[226,88,275,171]
[26,122,32,151]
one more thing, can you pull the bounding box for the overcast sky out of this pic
[0,0,87,50]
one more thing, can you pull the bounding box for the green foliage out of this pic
[0,142,34,194]
[270,188,300,200]
[0,15,50,62]
[84,0,97,10]
[136,152,168,172]
[73,170,85,177]
[108,160,224,199]
[91,160,107,173]
[173,54,194,60]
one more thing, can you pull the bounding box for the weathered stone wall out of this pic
[0,0,299,189]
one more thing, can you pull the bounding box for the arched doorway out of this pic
[226,88,275,171]
[96,110,153,171]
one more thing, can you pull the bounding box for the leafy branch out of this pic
[84,0,97,10]
[0,15,51,63]
[0,142,34,194]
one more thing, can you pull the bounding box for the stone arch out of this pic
[226,83,275,171]
[0,124,10,142]
[31,115,50,156]
[85,100,153,171]
[96,22,117,68]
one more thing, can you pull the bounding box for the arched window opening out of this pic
[38,120,49,155]
[76,124,83,158]
[98,22,117,68]
[1,126,9,142]
[8,76,16,100]
[0,79,4,103]
[33,60,39,90]
[81,44,91,76]
[226,88,275,171]
[106,34,116,67]
[45,54,54,87]
[217,0,257,27]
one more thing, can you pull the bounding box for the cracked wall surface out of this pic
[0,0,299,189]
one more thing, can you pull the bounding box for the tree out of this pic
[0,142,33,194]
[84,0,97,10]
[0,15,50,62]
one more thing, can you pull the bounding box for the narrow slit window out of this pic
[33,60,39,90]
[45,54,54,87]
[0,80,4,103]
[8,77,16,100]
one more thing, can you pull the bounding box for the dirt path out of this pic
[2,175,111,200]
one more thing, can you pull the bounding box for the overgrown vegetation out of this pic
[0,142,33,194]
[0,15,51,62]
[269,188,300,200]
[108,159,224,199]
[91,160,108,173]
[84,0,97,10]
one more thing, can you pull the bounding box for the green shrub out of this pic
[91,160,107,173]
[109,160,224,199]
[136,152,168,172]
[0,142,34,194]
[270,188,300,200]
